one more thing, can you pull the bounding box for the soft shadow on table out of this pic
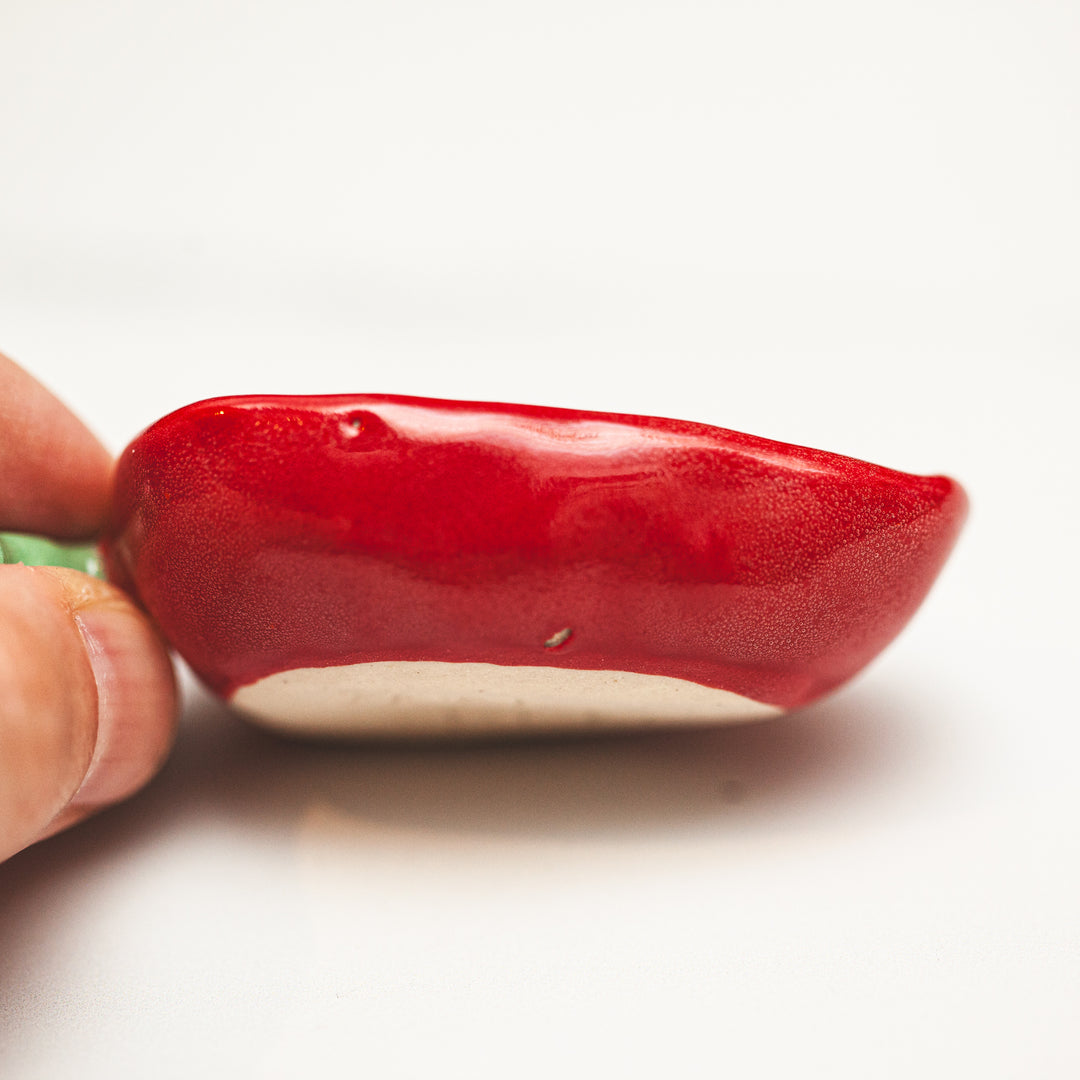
[0,676,937,1041]
[0,675,930,884]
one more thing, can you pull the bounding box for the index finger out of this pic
[0,353,113,538]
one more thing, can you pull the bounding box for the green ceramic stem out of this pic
[0,531,105,579]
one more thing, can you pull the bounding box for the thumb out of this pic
[0,564,177,861]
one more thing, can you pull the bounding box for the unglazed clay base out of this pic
[229,660,784,738]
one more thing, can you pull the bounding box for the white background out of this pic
[1,2,1077,1076]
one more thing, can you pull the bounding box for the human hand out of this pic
[0,353,177,862]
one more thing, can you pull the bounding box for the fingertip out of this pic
[0,566,178,859]
[0,354,114,538]
[40,566,179,814]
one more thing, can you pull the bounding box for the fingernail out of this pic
[70,605,173,807]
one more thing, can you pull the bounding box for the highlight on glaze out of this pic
[102,394,967,736]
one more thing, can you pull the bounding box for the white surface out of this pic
[231,660,782,736]
[0,2,1077,1077]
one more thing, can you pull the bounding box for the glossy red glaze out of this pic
[103,395,967,709]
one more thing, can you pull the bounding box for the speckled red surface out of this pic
[103,395,967,709]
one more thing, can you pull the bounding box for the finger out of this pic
[0,352,113,538]
[0,565,178,861]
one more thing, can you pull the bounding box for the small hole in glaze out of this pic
[338,411,390,451]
